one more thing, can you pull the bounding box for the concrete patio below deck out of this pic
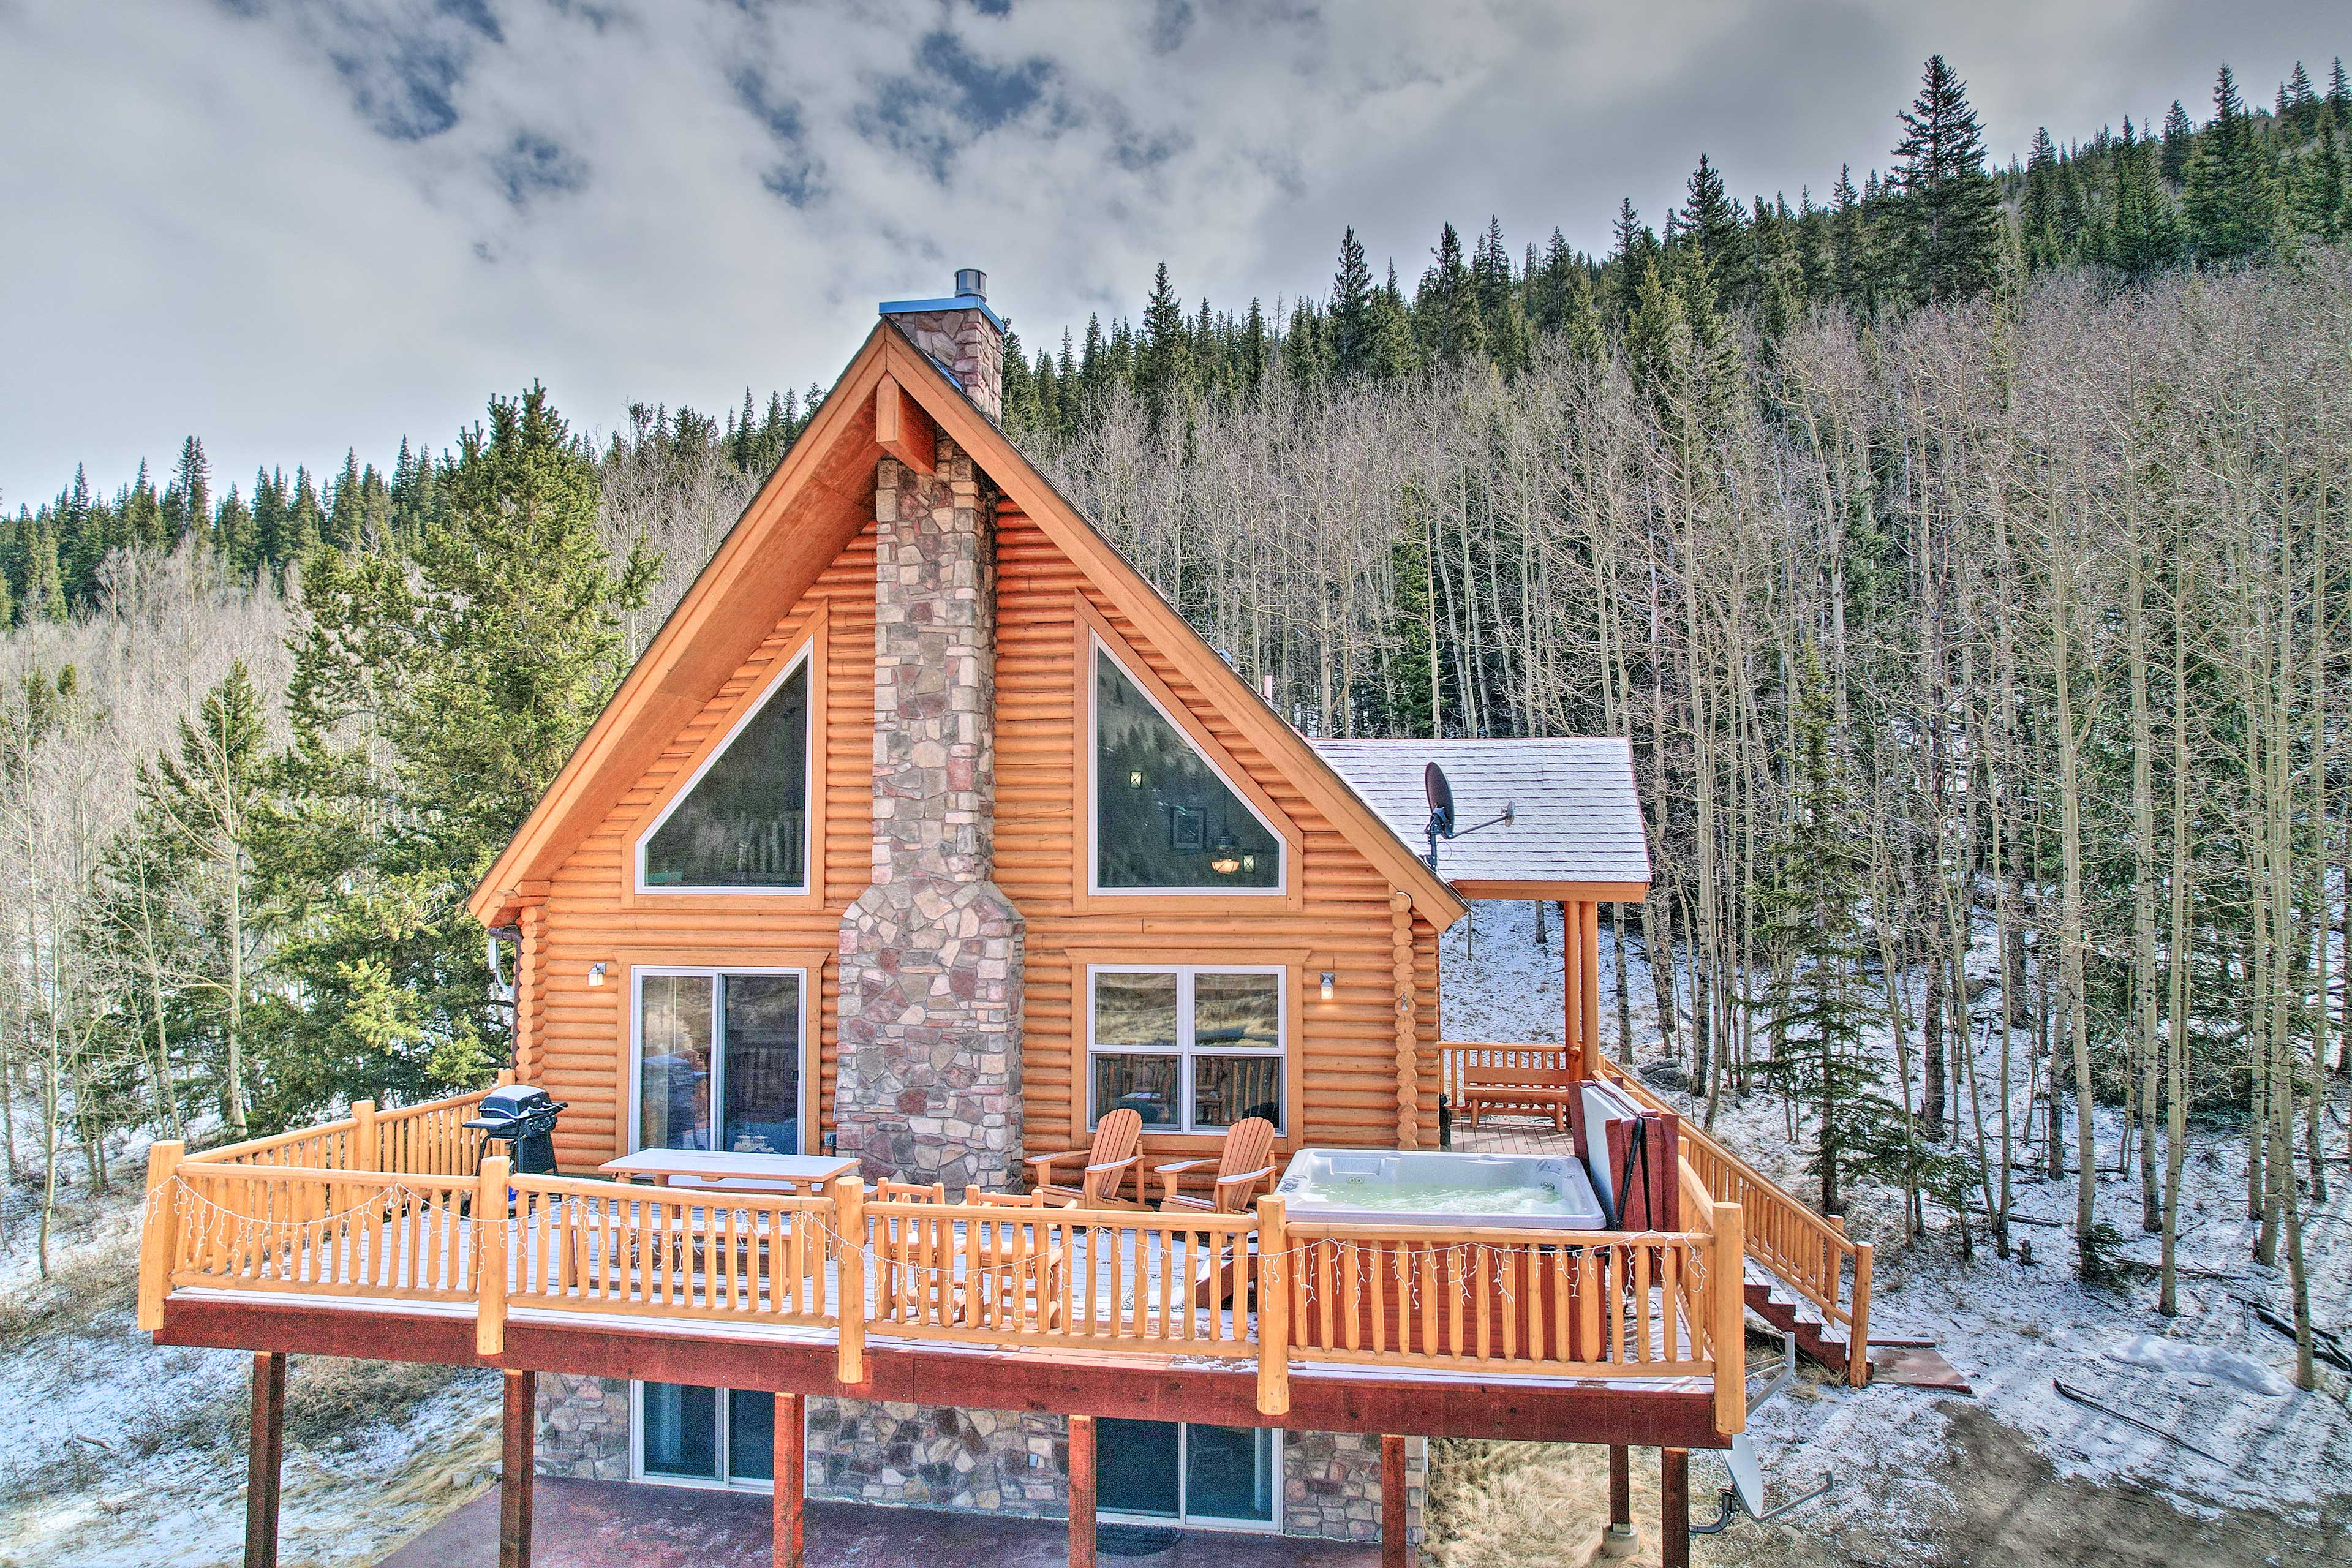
[378,1477,1385,1567]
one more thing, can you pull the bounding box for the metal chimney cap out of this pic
[955,267,987,300]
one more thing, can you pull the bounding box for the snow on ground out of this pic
[0,1170,496,1567]
[1439,899,2352,1551]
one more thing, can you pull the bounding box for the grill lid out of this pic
[464,1084,565,1130]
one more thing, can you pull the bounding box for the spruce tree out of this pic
[1330,227,1374,379]
[2329,59,2352,124]
[2285,62,2318,138]
[1000,333,1041,432]
[1415,222,1487,363]
[214,484,257,579]
[1676,153,1746,308]
[1890,55,2007,305]
[2022,128,2064,271]
[168,437,211,545]
[1609,199,1657,318]
[2160,100,2195,184]
[1139,262,1192,421]
[2184,65,2278,263]
[2109,118,2181,279]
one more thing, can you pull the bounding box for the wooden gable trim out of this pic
[1070,596,1305,918]
[872,331,1467,929]
[612,603,830,915]
[469,331,895,928]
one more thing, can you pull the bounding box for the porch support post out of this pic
[1600,1444,1637,1557]
[1561,900,1582,1082]
[243,1351,285,1568]
[774,1392,807,1568]
[1068,1414,1097,1568]
[499,1369,535,1568]
[1381,1434,1411,1568]
[1660,1447,1689,1568]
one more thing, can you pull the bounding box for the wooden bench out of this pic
[1459,1067,1580,1130]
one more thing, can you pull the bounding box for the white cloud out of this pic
[0,0,2341,502]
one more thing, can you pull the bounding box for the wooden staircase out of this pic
[1742,1258,1855,1378]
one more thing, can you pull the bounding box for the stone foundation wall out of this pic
[535,1373,631,1480]
[537,1379,1422,1545]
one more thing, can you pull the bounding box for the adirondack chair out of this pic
[1025,1107,1144,1207]
[962,1186,1078,1330]
[871,1179,948,1322]
[1152,1117,1279,1213]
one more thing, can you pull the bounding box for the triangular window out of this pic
[640,651,810,891]
[1093,643,1281,891]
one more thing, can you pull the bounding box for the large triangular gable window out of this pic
[1093,639,1283,893]
[639,646,812,892]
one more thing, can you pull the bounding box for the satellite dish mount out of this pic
[1422,761,1513,875]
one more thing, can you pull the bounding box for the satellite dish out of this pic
[1424,762,1455,837]
[1725,1434,1765,1518]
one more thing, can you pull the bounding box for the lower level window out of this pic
[1098,1417,1278,1528]
[638,1382,777,1487]
[1088,967,1283,1133]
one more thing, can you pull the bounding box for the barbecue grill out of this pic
[462,1084,567,1175]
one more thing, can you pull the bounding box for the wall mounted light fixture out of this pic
[1319,971,1336,1001]
[589,962,607,988]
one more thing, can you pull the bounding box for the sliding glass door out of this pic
[637,1383,777,1488]
[1098,1417,1278,1531]
[633,968,807,1156]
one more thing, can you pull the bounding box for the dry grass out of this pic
[1425,1438,1653,1567]
[0,1205,141,1349]
[285,1359,494,1451]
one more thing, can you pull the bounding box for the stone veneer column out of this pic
[832,435,1025,1191]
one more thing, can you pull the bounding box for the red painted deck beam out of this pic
[160,1297,1730,1449]
[774,1392,806,1568]
[1380,1434,1410,1568]
[1660,1447,1689,1568]
[500,1370,535,1568]
[1068,1413,1097,1568]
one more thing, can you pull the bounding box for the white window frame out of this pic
[1097,1418,1284,1534]
[629,1381,798,1494]
[1085,964,1286,1136]
[1087,635,1286,898]
[627,965,814,1158]
[636,641,816,895]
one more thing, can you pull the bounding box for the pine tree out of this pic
[1610,199,1658,318]
[1622,258,1689,423]
[1890,55,2008,305]
[2160,100,2195,184]
[1365,263,1418,380]
[2185,65,2278,263]
[167,437,211,545]
[2109,117,2182,279]
[2329,59,2352,124]
[21,518,66,624]
[1330,227,1375,380]
[2285,62,2319,138]
[2022,128,2065,271]
[1415,222,1486,363]
[1828,164,1871,311]
[1676,153,1746,308]
[214,484,257,579]
[1000,332,1041,432]
[2296,130,2346,239]
[1139,262,1192,421]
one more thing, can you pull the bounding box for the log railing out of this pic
[1439,1043,1872,1388]
[179,1078,505,1175]
[140,1155,1749,1433]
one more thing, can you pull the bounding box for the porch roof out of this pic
[1307,738,1650,902]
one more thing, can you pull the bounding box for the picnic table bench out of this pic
[1458,1064,1580,1129]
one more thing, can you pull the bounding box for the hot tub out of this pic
[1274,1148,1607,1231]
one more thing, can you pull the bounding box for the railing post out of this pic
[477,1155,511,1357]
[137,1140,184,1333]
[350,1101,377,1172]
[1713,1200,1744,1436]
[834,1176,866,1387]
[1255,1195,1289,1417]
[1847,1241,1873,1387]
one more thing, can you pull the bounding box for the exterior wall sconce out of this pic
[1319,971,1336,1001]
[589,962,607,987]
[1128,767,1145,790]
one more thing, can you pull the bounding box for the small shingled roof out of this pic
[1309,737,1651,896]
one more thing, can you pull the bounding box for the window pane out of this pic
[1098,1417,1182,1518]
[1092,1055,1179,1127]
[1193,1056,1283,1132]
[641,1383,720,1479]
[1193,972,1280,1050]
[722,974,801,1155]
[638,974,714,1151]
[1093,971,1179,1051]
[1095,651,1279,889]
[728,1389,776,1482]
[644,660,809,888]
[1185,1424,1276,1523]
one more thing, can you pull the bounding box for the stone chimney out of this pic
[877,267,1006,424]
[833,273,1024,1189]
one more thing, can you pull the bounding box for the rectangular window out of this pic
[1098,1417,1280,1531]
[633,969,807,1156]
[1088,966,1283,1134]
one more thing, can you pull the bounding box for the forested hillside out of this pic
[2,55,2346,1381]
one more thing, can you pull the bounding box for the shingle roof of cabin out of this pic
[1310,737,1651,900]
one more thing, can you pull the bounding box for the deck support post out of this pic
[1660,1447,1689,1568]
[1597,1444,1636,1556]
[499,1369,535,1568]
[774,1392,807,1568]
[1068,1414,1096,1568]
[1381,1434,1411,1568]
[243,1351,285,1568]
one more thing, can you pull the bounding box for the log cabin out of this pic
[137,271,1872,1568]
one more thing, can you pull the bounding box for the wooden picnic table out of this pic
[597,1149,857,1196]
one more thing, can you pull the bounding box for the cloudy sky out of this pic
[1,0,2340,504]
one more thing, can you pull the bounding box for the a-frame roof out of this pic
[468,321,1468,930]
